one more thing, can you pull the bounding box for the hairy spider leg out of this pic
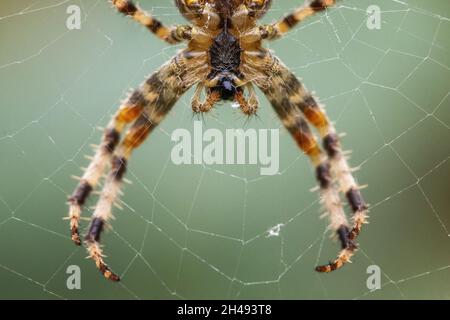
[67,91,146,245]
[254,53,367,272]
[84,112,157,282]
[284,74,369,272]
[260,0,338,40]
[280,64,368,273]
[294,89,369,242]
[260,77,356,262]
[75,53,203,280]
[112,0,192,44]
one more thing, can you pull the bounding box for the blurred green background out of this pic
[0,0,449,300]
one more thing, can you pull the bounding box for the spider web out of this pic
[0,0,449,299]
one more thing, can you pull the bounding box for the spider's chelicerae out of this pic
[67,0,368,281]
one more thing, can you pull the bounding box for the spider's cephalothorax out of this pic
[67,0,368,281]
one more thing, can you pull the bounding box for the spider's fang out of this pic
[84,155,94,161]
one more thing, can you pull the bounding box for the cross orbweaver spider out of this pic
[67,0,368,281]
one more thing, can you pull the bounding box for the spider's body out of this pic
[208,27,242,100]
[67,0,368,281]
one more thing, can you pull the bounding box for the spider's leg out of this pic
[261,86,355,269]
[259,0,338,40]
[67,90,146,245]
[84,111,157,282]
[281,60,368,272]
[286,113,351,235]
[82,52,202,281]
[293,88,369,245]
[251,52,366,272]
[111,0,192,44]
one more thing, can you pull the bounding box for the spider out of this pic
[67,0,368,282]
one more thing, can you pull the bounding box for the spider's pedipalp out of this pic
[234,83,259,116]
[192,85,221,113]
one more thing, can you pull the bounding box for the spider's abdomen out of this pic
[208,29,242,100]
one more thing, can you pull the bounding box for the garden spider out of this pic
[67,0,368,281]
